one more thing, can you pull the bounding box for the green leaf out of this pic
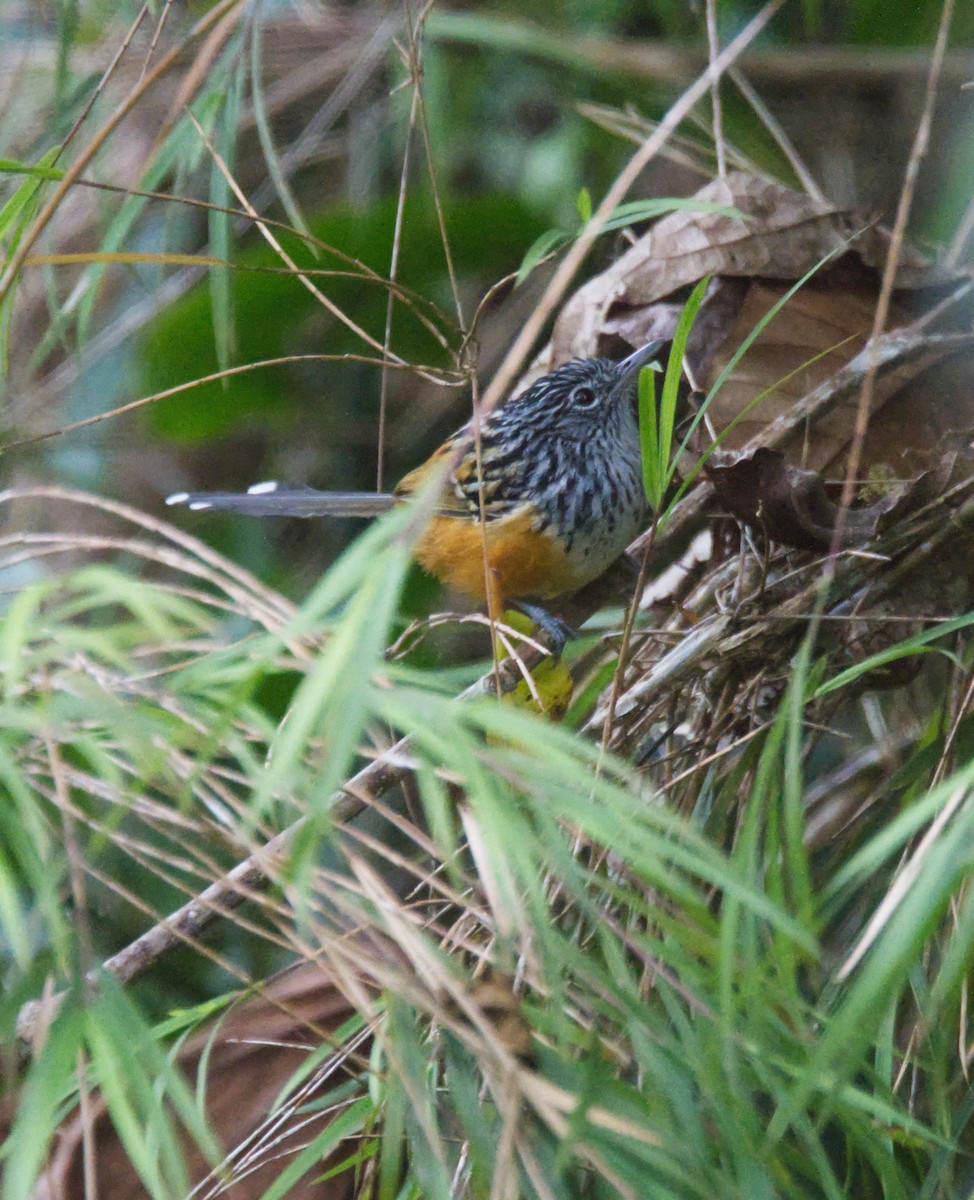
[84,977,223,1200]
[0,157,65,183]
[256,1093,374,1200]
[250,16,313,248]
[256,502,417,880]
[0,145,62,374]
[659,274,709,489]
[2,1000,85,1200]
[575,185,592,222]
[516,200,742,287]
[207,49,246,377]
[638,275,709,512]
[598,197,744,234]
[515,226,569,284]
[638,362,662,510]
[812,611,974,698]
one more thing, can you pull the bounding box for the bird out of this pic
[167,340,665,645]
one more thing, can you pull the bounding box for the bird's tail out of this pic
[166,481,396,518]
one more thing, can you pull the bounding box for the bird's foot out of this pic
[510,600,577,657]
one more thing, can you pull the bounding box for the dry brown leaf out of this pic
[551,170,972,505]
[691,278,948,472]
[704,445,937,551]
[552,170,955,363]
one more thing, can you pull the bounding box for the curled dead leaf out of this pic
[553,170,957,364]
[705,446,904,550]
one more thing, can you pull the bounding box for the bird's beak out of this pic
[611,339,668,398]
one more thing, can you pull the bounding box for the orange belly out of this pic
[414,508,584,608]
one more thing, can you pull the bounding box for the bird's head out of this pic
[501,340,667,437]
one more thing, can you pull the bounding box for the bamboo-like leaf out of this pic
[515,227,570,284]
[250,12,313,247]
[812,611,974,698]
[2,1000,85,1200]
[375,1027,407,1200]
[0,157,65,182]
[385,993,453,1200]
[517,202,742,285]
[256,503,417,878]
[83,977,223,1199]
[638,363,662,510]
[0,145,61,373]
[207,45,246,377]
[638,276,708,512]
[596,197,743,234]
[769,782,974,1147]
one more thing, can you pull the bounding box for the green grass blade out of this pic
[812,610,974,698]
[638,363,662,509]
[639,276,708,513]
[515,227,570,284]
[660,274,709,493]
[2,1001,86,1200]
[664,235,859,514]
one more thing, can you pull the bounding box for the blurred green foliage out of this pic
[141,193,547,444]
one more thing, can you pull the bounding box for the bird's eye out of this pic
[572,386,598,409]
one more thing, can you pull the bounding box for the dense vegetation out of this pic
[2,2,974,1198]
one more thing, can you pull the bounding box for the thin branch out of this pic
[378,31,421,490]
[0,0,247,308]
[947,191,974,267]
[706,0,726,178]
[574,36,974,87]
[476,0,786,417]
[57,3,152,158]
[405,0,466,333]
[184,109,412,367]
[139,0,176,81]
[1,353,439,452]
[831,0,956,553]
[729,66,825,200]
[599,523,659,753]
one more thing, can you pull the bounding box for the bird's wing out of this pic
[394,425,529,522]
